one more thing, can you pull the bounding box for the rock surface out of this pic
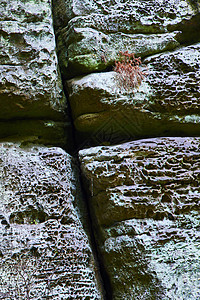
[0,143,103,299]
[0,119,72,150]
[79,137,200,299]
[1,0,200,298]
[0,0,72,149]
[54,0,200,78]
[67,43,200,146]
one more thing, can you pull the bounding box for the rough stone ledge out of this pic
[79,137,200,299]
[0,119,73,152]
[66,43,200,147]
[0,0,68,121]
[54,0,200,78]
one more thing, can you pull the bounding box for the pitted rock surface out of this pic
[66,43,200,146]
[79,137,200,299]
[145,43,200,116]
[0,143,103,299]
[0,0,73,149]
[57,29,179,78]
[54,0,200,78]
[53,0,199,31]
[0,0,67,120]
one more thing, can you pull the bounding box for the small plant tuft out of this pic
[114,51,147,92]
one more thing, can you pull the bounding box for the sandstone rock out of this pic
[0,0,67,120]
[79,137,200,299]
[67,43,200,147]
[144,43,200,117]
[0,143,103,299]
[58,29,179,78]
[54,0,200,78]
[0,0,73,150]
[53,0,199,32]
[0,119,72,151]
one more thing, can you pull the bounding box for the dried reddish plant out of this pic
[114,51,147,92]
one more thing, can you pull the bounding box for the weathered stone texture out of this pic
[0,0,72,149]
[66,43,200,146]
[0,143,103,299]
[54,0,200,78]
[0,0,66,120]
[79,137,200,299]
[54,0,199,32]
[145,43,200,115]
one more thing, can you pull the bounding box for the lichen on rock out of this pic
[54,0,200,78]
[66,43,200,147]
[0,0,67,120]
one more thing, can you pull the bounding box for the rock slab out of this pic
[0,143,103,299]
[54,0,200,78]
[67,43,200,147]
[79,137,200,299]
[0,0,72,149]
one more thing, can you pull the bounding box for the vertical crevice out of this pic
[51,1,112,298]
[59,79,113,299]
[75,155,113,300]
[51,0,77,155]
[61,77,113,297]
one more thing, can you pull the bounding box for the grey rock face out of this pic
[79,137,200,299]
[54,0,199,32]
[54,0,200,78]
[66,43,200,146]
[0,0,72,149]
[145,43,200,117]
[0,0,66,120]
[0,143,103,299]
